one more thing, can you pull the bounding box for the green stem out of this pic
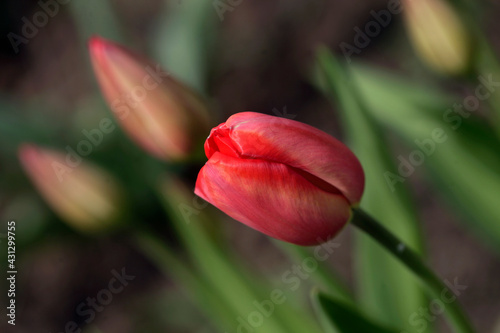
[350,208,475,333]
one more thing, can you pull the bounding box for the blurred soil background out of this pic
[0,0,500,332]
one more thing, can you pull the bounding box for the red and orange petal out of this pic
[195,152,352,246]
[204,112,365,205]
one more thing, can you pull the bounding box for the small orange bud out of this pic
[19,144,124,233]
[88,36,210,160]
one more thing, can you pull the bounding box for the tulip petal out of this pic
[195,152,351,246]
[205,112,364,205]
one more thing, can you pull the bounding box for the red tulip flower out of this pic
[195,112,365,245]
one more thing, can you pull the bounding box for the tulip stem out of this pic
[350,208,475,333]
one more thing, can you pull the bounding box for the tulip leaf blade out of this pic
[273,241,355,307]
[314,47,430,332]
[134,229,237,332]
[311,289,400,333]
[159,177,323,333]
[153,1,217,92]
[349,62,500,255]
[69,0,125,46]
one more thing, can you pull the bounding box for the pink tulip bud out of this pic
[195,112,365,246]
[19,144,124,233]
[88,36,210,160]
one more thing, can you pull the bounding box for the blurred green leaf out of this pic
[350,62,500,255]
[447,0,500,137]
[273,241,354,307]
[314,48,429,332]
[134,230,234,332]
[153,1,218,92]
[0,99,62,150]
[159,177,322,333]
[0,193,49,244]
[69,0,125,45]
[311,289,399,333]
[472,37,500,136]
[138,287,215,332]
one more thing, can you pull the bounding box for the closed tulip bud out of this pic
[195,112,365,246]
[19,144,124,233]
[403,0,470,75]
[88,36,210,161]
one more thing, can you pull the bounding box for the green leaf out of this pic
[0,99,61,150]
[311,289,399,333]
[69,0,126,45]
[314,48,430,332]
[272,241,354,307]
[159,176,322,333]
[350,62,500,255]
[153,1,217,92]
[134,230,236,332]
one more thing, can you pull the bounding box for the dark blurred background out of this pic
[1,0,500,332]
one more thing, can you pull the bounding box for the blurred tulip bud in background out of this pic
[89,36,210,161]
[19,144,124,233]
[403,0,470,75]
[195,112,365,246]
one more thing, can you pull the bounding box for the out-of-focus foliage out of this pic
[1,0,500,332]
